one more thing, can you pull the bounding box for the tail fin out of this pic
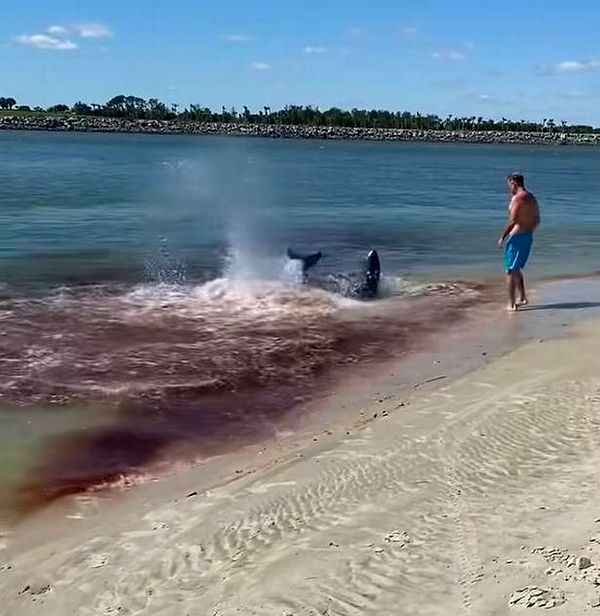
[286,248,323,272]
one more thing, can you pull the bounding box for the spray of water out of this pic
[156,141,299,288]
[144,237,186,285]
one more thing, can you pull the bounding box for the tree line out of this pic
[2,94,598,134]
[0,97,17,110]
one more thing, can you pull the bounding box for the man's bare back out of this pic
[509,188,540,235]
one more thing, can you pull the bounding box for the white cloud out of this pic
[558,60,600,73]
[16,22,112,50]
[562,90,596,99]
[17,34,78,50]
[432,47,468,61]
[398,26,419,38]
[46,25,69,35]
[73,23,112,39]
[303,46,329,54]
[541,60,600,75]
[221,34,252,43]
[252,62,270,70]
[476,93,511,105]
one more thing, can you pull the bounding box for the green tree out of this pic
[72,101,92,115]
[147,99,169,120]
[46,104,70,113]
[12,95,599,133]
[105,95,127,116]
[0,97,16,109]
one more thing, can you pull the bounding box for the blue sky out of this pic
[2,0,600,124]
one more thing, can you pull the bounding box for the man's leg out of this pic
[516,271,527,305]
[506,271,517,310]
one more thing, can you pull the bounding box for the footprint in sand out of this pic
[509,586,566,609]
[88,554,110,569]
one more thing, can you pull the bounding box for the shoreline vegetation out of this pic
[2,95,600,144]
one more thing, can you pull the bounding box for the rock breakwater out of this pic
[2,115,600,145]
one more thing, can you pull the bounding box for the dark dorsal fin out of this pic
[357,249,381,298]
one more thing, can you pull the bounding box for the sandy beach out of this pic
[1,278,600,615]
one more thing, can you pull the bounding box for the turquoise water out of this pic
[2,131,600,287]
[1,130,600,515]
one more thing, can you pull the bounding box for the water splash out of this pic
[144,237,186,285]
[282,258,305,285]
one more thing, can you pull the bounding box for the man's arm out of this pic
[498,197,520,246]
[533,200,541,229]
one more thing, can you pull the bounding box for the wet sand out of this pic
[3,277,600,614]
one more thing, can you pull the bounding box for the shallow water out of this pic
[0,278,483,516]
[2,132,600,286]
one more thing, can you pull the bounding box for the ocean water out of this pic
[2,132,600,286]
[1,131,600,517]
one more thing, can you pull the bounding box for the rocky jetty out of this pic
[2,114,600,145]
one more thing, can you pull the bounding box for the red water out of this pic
[0,278,488,517]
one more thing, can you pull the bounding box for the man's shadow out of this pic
[522,301,600,311]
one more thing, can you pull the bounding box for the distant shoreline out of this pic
[2,115,600,145]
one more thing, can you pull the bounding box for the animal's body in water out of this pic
[286,248,381,299]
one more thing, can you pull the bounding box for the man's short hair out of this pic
[507,173,525,187]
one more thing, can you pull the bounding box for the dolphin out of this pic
[286,248,381,299]
[355,249,381,299]
[286,248,323,274]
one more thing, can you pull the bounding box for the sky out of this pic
[2,0,600,125]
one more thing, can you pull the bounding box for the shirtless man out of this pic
[497,173,540,311]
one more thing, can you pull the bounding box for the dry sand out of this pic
[3,286,600,615]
